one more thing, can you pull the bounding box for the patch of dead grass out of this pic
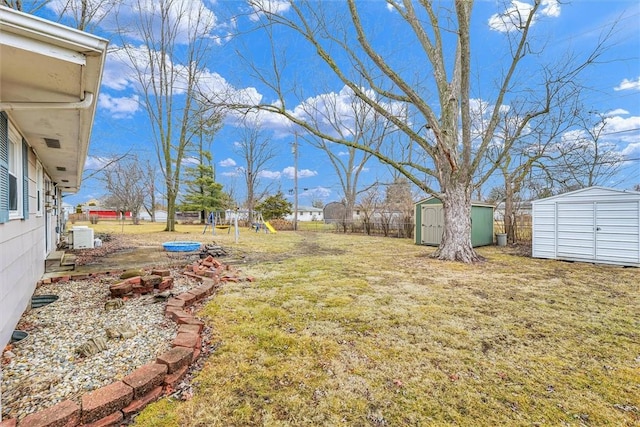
[132,232,639,426]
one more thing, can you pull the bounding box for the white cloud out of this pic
[338,151,350,156]
[614,77,640,91]
[541,0,560,17]
[253,167,319,180]
[102,50,135,91]
[221,168,242,177]
[122,0,217,44]
[219,158,237,167]
[98,93,140,118]
[258,170,281,179]
[606,108,629,116]
[603,115,640,133]
[489,0,560,33]
[84,156,113,170]
[620,142,640,157]
[290,85,405,138]
[248,0,291,22]
[282,166,317,179]
[183,156,200,165]
[303,186,332,200]
[225,108,295,138]
[102,45,262,123]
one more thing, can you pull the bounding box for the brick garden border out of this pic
[1,256,252,427]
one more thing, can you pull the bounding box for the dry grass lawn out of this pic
[87,223,638,426]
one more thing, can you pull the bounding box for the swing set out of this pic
[202,209,274,242]
[203,211,232,235]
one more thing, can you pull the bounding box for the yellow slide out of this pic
[264,221,277,233]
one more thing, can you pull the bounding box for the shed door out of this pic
[556,201,640,264]
[421,205,444,245]
[594,201,640,264]
[556,202,595,260]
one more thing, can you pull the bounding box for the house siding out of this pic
[0,125,55,349]
[0,211,46,348]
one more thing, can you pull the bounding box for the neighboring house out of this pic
[0,5,107,356]
[493,200,532,221]
[86,209,132,220]
[139,209,168,222]
[285,206,324,222]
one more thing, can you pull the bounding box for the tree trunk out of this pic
[165,189,176,232]
[504,181,515,244]
[433,184,483,262]
[504,194,516,244]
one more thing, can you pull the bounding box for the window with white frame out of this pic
[36,161,43,216]
[8,125,22,218]
[0,115,29,222]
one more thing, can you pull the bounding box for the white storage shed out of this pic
[532,186,640,267]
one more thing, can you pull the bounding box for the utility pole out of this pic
[293,134,298,231]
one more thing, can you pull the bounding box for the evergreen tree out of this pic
[256,191,292,220]
[180,151,230,223]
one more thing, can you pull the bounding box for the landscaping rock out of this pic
[108,282,132,298]
[122,363,168,399]
[17,400,79,427]
[156,347,193,374]
[120,269,144,279]
[81,381,132,424]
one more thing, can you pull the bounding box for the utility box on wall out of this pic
[414,197,495,247]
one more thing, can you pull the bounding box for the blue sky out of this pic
[32,0,640,207]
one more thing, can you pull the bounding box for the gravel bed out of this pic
[1,269,199,421]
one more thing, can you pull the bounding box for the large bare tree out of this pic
[215,1,609,262]
[100,154,149,224]
[233,118,278,223]
[488,91,580,243]
[4,0,121,31]
[551,110,625,190]
[0,0,49,13]
[299,86,395,226]
[116,0,217,231]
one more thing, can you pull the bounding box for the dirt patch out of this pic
[294,232,347,257]
[68,234,215,273]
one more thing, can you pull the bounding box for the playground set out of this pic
[202,210,276,239]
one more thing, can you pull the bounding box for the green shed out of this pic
[414,197,495,247]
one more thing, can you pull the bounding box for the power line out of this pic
[601,127,640,136]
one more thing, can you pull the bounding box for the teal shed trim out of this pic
[414,197,495,247]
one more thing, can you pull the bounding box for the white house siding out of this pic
[285,207,324,222]
[532,187,640,267]
[0,146,53,349]
[139,210,168,222]
[0,215,46,348]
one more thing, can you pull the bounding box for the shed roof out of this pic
[532,186,640,204]
[414,196,495,208]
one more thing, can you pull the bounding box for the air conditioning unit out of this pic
[72,226,94,249]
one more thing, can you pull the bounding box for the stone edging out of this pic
[1,255,249,427]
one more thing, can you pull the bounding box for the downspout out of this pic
[0,92,94,110]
